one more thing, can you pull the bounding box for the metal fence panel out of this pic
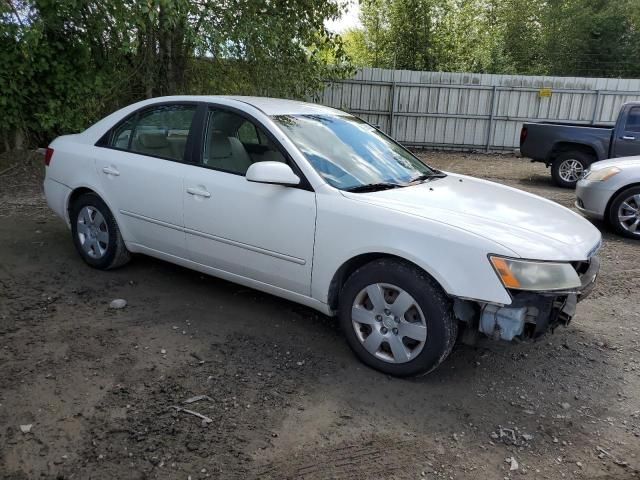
[318,68,640,151]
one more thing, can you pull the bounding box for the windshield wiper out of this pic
[345,182,404,193]
[345,171,447,192]
[408,172,447,184]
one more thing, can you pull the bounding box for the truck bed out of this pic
[520,122,613,163]
[536,121,613,129]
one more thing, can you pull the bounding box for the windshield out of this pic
[271,114,436,190]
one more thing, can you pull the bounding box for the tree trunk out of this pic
[1,128,26,153]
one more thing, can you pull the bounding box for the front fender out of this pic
[311,194,514,307]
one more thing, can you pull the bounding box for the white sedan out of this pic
[44,96,602,376]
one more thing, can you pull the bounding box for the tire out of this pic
[551,151,593,188]
[70,192,131,269]
[338,259,457,377]
[608,186,640,240]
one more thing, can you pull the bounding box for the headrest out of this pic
[208,131,232,159]
[138,132,169,149]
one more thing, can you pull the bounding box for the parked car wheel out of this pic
[608,186,640,240]
[338,259,457,377]
[551,151,593,188]
[70,192,131,269]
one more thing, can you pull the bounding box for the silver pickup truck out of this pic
[520,101,640,188]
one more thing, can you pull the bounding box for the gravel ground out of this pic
[0,150,639,479]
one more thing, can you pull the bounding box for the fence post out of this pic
[591,90,601,125]
[485,85,497,152]
[388,77,396,138]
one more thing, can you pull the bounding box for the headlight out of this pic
[489,256,581,291]
[583,166,621,182]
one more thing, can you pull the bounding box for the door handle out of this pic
[186,187,211,198]
[102,166,120,176]
[622,135,636,141]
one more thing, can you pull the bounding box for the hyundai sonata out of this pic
[44,96,602,376]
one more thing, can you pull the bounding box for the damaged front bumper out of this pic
[463,256,600,342]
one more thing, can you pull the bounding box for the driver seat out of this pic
[205,131,252,174]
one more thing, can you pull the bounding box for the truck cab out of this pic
[611,103,640,158]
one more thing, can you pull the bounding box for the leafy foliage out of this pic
[0,0,352,150]
[4,0,640,151]
[351,0,640,77]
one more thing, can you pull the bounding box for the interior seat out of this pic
[228,137,253,167]
[206,131,252,174]
[167,136,187,161]
[132,132,174,159]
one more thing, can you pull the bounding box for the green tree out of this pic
[341,28,371,67]
[359,0,393,67]
[356,0,440,70]
[0,0,352,151]
[386,0,435,70]
[431,0,504,73]
[355,0,506,72]
[489,0,546,75]
[541,0,640,77]
[348,0,640,77]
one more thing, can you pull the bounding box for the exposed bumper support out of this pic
[476,256,599,342]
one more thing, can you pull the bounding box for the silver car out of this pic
[576,156,640,239]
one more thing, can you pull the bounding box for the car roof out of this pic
[149,95,349,116]
[80,95,351,144]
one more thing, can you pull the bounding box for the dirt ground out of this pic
[1,150,639,480]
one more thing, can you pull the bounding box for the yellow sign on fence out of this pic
[539,88,553,98]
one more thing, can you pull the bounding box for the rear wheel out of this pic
[70,192,131,269]
[608,186,640,240]
[551,151,593,188]
[338,259,457,377]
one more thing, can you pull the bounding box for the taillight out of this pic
[45,147,54,166]
[519,126,528,146]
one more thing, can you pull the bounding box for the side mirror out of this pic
[246,161,300,186]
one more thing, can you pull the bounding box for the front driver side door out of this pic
[183,107,316,295]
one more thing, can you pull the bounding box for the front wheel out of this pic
[338,259,457,377]
[608,186,640,240]
[70,192,131,269]
[551,151,593,188]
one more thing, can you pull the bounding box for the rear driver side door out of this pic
[94,103,198,258]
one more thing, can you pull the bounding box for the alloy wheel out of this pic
[617,193,640,236]
[558,159,584,183]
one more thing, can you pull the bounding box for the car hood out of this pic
[590,156,640,170]
[342,173,602,261]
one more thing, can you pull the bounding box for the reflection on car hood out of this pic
[342,173,602,261]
